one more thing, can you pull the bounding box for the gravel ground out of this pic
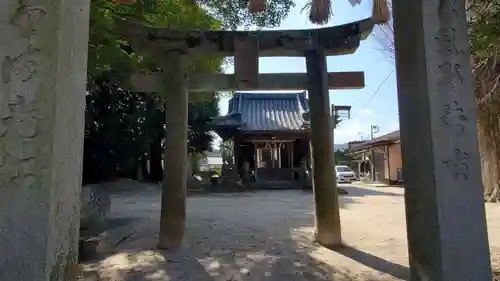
[79,180,500,281]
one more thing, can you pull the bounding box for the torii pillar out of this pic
[0,0,90,280]
[393,0,492,280]
[158,52,189,249]
[306,48,342,248]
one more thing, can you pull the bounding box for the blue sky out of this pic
[217,0,399,144]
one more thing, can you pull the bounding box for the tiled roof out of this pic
[227,92,309,132]
[349,130,400,152]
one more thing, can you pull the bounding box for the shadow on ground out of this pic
[334,246,408,280]
[340,185,403,198]
[79,186,409,281]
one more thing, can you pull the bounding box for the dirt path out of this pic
[80,181,500,281]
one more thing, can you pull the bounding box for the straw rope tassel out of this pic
[307,0,332,25]
[372,0,390,24]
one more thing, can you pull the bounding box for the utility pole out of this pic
[370,125,379,181]
[370,125,378,140]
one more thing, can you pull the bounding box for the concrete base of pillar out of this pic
[315,231,342,249]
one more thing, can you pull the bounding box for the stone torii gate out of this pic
[0,1,492,281]
[118,18,372,250]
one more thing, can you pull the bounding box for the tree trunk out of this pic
[473,50,500,202]
[150,135,164,182]
[478,114,500,203]
[140,156,150,181]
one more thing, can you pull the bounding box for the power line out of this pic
[350,69,395,119]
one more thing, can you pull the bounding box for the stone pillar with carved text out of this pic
[0,1,90,280]
[305,48,342,248]
[392,0,492,280]
[158,51,189,249]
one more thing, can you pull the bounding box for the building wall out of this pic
[371,142,402,183]
[351,142,402,183]
[388,142,402,182]
[384,146,390,180]
[373,151,387,182]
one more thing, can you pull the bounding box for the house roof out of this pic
[349,130,400,152]
[225,92,310,132]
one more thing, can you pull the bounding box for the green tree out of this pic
[83,73,151,183]
[85,0,224,183]
[83,0,297,183]
[88,0,223,80]
[87,0,295,79]
[189,97,221,153]
[83,72,221,183]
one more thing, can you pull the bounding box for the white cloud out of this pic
[358,108,373,115]
[334,113,400,144]
[334,108,375,143]
[335,120,368,144]
[377,120,400,136]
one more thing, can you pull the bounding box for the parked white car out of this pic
[335,165,357,183]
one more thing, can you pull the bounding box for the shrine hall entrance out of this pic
[254,141,295,182]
